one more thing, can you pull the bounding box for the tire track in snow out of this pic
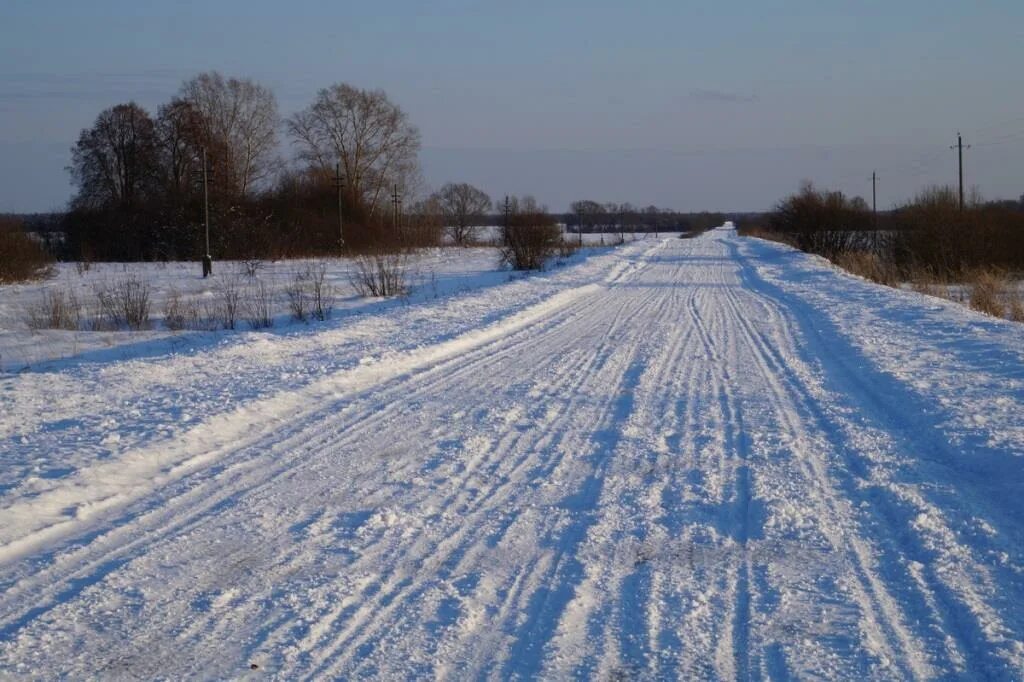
[717,279,928,678]
[723,235,1023,676]
[0,269,638,651]
[299,292,660,678]
[312,281,673,679]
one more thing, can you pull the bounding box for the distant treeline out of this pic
[737,182,1024,275]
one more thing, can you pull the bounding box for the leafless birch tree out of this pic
[179,71,279,196]
[288,84,421,217]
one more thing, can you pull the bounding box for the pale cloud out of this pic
[689,88,759,104]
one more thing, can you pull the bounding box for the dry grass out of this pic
[906,264,950,299]
[833,251,898,286]
[967,269,1008,318]
[1008,285,1024,322]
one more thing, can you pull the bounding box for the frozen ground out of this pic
[1,227,1023,679]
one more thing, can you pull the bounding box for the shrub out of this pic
[0,217,54,283]
[306,262,334,320]
[25,287,81,330]
[285,272,309,322]
[241,258,264,278]
[499,196,561,271]
[350,252,409,297]
[244,279,274,329]
[94,275,152,330]
[163,287,195,331]
[216,275,243,330]
[283,262,335,321]
[768,182,872,258]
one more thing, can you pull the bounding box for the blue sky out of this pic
[2,0,1023,212]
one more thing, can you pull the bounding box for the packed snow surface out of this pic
[1,227,1023,679]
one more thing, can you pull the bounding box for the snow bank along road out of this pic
[2,227,1023,679]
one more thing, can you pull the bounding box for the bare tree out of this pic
[433,182,492,245]
[154,98,205,199]
[570,199,603,234]
[69,102,158,210]
[179,71,279,196]
[288,83,421,217]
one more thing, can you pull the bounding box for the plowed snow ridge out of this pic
[1,227,1022,680]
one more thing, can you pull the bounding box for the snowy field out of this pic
[1,226,1023,678]
[0,232,649,372]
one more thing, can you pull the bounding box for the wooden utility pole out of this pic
[334,163,345,253]
[577,207,583,247]
[392,185,402,237]
[871,171,878,228]
[201,147,212,277]
[951,132,970,212]
[503,195,511,246]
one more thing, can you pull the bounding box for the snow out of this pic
[1,227,1023,679]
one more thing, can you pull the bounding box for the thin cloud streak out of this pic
[689,88,759,104]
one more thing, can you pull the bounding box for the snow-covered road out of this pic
[2,227,1023,679]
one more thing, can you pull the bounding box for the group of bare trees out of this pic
[753,181,1024,276]
[569,200,720,236]
[63,70,713,270]
[70,73,281,211]
[65,72,435,260]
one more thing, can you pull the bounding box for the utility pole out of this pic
[503,195,511,246]
[392,185,402,239]
[871,171,878,228]
[334,162,345,253]
[201,147,212,277]
[577,207,583,247]
[951,132,970,212]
